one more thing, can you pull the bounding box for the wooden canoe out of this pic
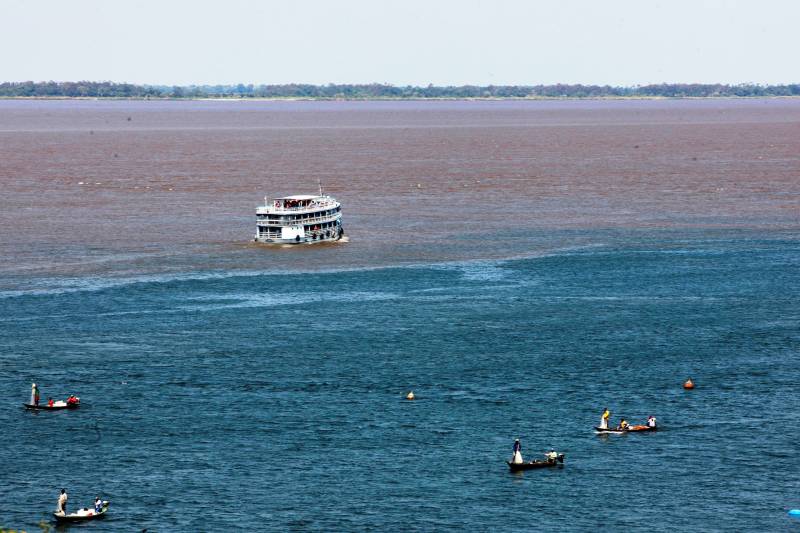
[507,454,565,471]
[594,425,657,433]
[23,402,79,410]
[54,502,109,522]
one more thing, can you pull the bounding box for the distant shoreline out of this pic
[2,95,800,102]
[2,82,798,100]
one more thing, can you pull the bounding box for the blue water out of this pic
[1,231,799,531]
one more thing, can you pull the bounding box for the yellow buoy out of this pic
[406,391,415,400]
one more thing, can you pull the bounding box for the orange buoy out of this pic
[683,379,694,390]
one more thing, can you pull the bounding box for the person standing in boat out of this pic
[600,407,611,429]
[95,496,103,513]
[31,383,39,406]
[512,439,523,464]
[57,488,68,516]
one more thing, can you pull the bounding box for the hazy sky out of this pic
[2,0,797,85]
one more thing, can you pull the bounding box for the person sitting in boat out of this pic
[600,407,611,429]
[512,439,523,464]
[48,397,54,407]
[617,419,629,430]
[647,415,657,428]
[67,395,79,405]
[545,449,559,463]
[94,496,103,513]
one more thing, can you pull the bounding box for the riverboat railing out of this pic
[256,229,339,240]
[257,213,340,226]
[259,199,339,213]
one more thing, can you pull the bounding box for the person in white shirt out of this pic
[512,439,523,464]
[647,415,657,428]
[545,449,559,463]
[95,497,103,513]
[57,489,68,516]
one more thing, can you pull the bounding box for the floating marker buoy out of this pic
[788,509,800,518]
[683,379,694,390]
[406,391,415,400]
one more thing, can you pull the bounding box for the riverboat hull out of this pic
[255,228,344,245]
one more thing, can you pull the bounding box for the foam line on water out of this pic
[178,290,399,312]
[0,243,605,299]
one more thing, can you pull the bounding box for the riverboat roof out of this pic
[276,194,319,200]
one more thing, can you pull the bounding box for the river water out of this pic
[0,99,799,531]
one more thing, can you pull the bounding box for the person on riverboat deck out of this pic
[48,397,54,407]
[545,449,558,463]
[57,489,68,516]
[600,408,610,429]
[512,439,523,464]
[647,415,657,428]
[95,496,102,513]
[618,419,629,430]
[31,383,39,406]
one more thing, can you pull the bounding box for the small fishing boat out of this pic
[594,425,657,434]
[507,454,565,472]
[54,501,109,522]
[23,401,79,410]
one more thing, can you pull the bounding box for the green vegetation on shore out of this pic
[1,81,799,99]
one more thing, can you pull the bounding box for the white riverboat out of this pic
[254,192,343,244]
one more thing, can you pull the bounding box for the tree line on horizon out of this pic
[1,81,799,99]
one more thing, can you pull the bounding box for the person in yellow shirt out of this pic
[600,408,611,429]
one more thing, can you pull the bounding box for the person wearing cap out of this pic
[512,439,523,464]
[647,415,657,428]
[545,449,558,463]
[600,407,610,429]
[57,488,68,516]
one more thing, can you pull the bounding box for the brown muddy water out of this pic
[1,99,798,291]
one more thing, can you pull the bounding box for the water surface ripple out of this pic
[1,100,799,531]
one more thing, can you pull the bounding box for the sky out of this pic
[1,0,798,86]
